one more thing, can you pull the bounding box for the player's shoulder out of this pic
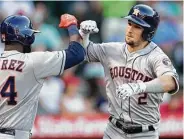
[101,42,125,47]
[148,42,169,60]
[26,51,45,56]
[26,51,64,62]
[1,50,27,60]
[19,52,47,65]
[26,51,57,58]
[99,42,125,52]
[149,42,167,55]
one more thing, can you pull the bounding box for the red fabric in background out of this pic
[32,112,183,139]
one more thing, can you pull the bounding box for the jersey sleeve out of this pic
[29,51,66,79]
[86,42,106,62]
[151,53,179,94]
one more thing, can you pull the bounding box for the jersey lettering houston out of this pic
[86,41,179,126]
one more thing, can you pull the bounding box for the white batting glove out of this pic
[79,20,99,47]
[116,82,146,99]
[80,20,99,34]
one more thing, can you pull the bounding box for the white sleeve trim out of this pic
[162,72,179,95]
[58,50,66,75]
[169,75,180,95]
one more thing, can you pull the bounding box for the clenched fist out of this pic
[80,20,99,34]
[59,14,77,28]
[79,20,99,47]
[116,81,146,99]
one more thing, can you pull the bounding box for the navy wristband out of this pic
[67,25,79,36]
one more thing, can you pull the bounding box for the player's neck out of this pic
[5,44,23,52]
[127,41,149,53]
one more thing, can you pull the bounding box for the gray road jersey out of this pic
[0,50,66,131]
[86,41,179,125]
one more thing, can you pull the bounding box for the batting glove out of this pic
[59,14,77,28]
[80,20,99,34]
[79,20,99,47]
[116,82,146,99]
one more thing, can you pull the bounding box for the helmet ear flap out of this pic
[142,29,150,41]
[142,28,156,41]
[23,34,34,53]
[142,31,147,41]
[24,34,35,46]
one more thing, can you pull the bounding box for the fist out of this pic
[59,14,77,28]
[80,20,99,34]
[116,82,146,99]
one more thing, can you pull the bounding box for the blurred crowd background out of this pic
[0,1,183,118]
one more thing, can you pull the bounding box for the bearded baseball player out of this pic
[0,14,85,139]
[79,4,179,139]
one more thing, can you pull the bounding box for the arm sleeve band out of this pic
[68,25,79,36]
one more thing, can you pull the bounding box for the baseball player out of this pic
[79,4,179,139]
[0,14,85,139]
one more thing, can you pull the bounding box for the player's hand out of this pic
[116,82,146,99]
[79,20,99,48]
[79,20,99,35]
[59,14,77,28]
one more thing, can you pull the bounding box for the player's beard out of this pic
[125,37,138,47]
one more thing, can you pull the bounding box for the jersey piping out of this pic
[125,44,158,124]
[58,51,65,75]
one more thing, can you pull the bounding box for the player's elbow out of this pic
[69,41,85,62]
[161,75,178,93]
[167,76,179,94]
[64,41,85,69]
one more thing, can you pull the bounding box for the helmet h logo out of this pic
[133,9,140,16]
[14,28,19,35]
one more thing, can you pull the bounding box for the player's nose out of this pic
[128,26,134,33]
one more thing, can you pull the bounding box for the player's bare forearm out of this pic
[59,14,85,70]
[69,34,82,45]
[59,14,82,45]
[143,75,179,94]
[116,75,179,99]
[157,75,177,93]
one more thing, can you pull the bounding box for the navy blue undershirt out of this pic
[64,41,85,69]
